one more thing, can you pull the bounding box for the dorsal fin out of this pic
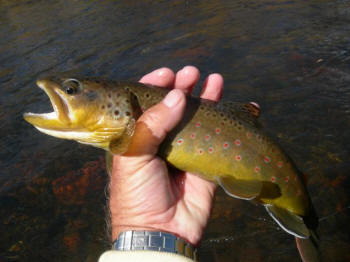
[220,102,261,126]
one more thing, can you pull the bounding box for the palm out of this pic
[109,66,223,245]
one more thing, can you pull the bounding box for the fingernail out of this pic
[163,89,182,108]
[181,66,190,74]
[157,67,170,77]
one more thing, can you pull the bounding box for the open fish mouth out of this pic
[23,79,71,131]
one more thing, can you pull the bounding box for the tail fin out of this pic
[295,232,320,262]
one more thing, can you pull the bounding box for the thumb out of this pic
[125,89,186,157]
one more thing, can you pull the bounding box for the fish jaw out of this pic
[23,78,128,151]
[23,79,100,143]
[23,79,71,130]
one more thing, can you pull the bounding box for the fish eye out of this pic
[62,79,81,95]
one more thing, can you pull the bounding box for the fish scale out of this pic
[23,76,319,261]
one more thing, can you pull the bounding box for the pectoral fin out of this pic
[105,152,113,176]
[265,205,310,238]
[109,119,136,155]
[217,176,262,200]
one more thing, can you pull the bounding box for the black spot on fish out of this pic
[101,105,105,109]
[107,103,112,108]
[114,110,120,116]
[125,111,131,116]
[145,93,150,99]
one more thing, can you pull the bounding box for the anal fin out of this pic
[217,176,262,200]
[265,205,310,238]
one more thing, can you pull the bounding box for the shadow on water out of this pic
[1,0,349,261]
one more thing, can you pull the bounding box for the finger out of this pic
[200,73,224,102]
[173,66,200,94]
[139,67,175,88]
[125,89,186,157]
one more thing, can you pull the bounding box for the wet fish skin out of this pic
[23,76,317,243]
[124,80,311,217]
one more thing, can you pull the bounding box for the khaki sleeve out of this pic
[99,250,195,262]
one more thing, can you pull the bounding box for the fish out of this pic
[24,75,319,261]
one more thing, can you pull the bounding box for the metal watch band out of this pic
[112,230,198,261]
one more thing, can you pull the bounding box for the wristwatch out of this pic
[112,230,198,261]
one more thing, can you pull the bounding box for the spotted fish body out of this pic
[24,76,318,261]
[123,83,310,216]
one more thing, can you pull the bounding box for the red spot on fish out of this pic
[208,147,214,153]
[271,176,276,183]
[284,176,289,183]
[204,134,211,141]
[190,133,196,139]
[195,122,201,128]
[176,139,184,145]
[198,148,204,155]
[235,155,242,161]
[215,128,221,134]
[254,166,260,173]
[277,161,283,168]
[246,132,252,139]
[223,142,229,149]
[264,156,271,164]
[234,139,241,146]
[221,122,225,126]
[257,135,262,141]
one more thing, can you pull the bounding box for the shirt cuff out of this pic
[99,250,195,262]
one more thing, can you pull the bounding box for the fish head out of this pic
[24,76,135,151]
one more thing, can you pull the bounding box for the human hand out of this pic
[109,66,224,246]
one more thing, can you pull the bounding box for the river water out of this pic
[1,0,349,261]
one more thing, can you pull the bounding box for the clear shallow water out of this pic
[1,0,349,261]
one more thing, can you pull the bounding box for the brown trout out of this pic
[24,76,319,260]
